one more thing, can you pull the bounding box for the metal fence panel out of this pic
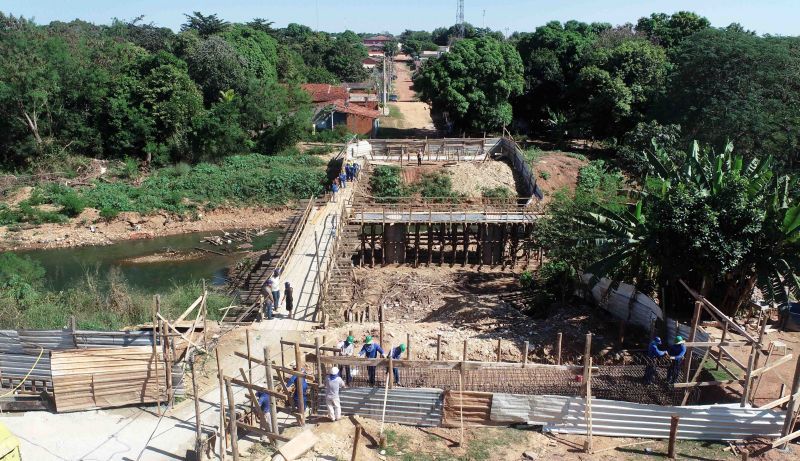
[317,387,443,426]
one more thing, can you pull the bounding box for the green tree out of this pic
[636,11,710,49]
[325,31,369,82]
[223,25,279,83]
[181,12,229,37]
[414,36,523,133]
[185,35,250,103]
[663,28,800,170]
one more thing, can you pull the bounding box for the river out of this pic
[15,230,281,293]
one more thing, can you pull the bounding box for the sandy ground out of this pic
[0,206,294,251]
[380,61,435,133]
[531,152,588,204]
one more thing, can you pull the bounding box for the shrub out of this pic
[539,171,551,180]
[419,172,463,202]
[482,186,512,199]
[55,190,87,217]
[370,165,404,201]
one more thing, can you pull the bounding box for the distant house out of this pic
[301,83,379,136]
[362,57,381,70]
[363,35,393,47]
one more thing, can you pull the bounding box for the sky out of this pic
[2,0,799,36]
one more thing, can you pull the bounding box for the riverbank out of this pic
[0,205,294,251]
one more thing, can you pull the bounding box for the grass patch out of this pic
[703,358,742,381]
[388,104,404,119]
[522,147,542,163]
[538,171,551,180]
[1,153,327,225]
[385,427,528,461]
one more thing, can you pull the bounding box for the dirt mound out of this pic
[447,160,517,197]
[531,152,587,203]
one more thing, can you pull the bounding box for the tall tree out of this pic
[414,36,523,133]
[181,12,229,37]
[636,11,710,49]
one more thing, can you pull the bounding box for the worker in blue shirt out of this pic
[358,335,385,386]
[338,171,347,189]
[643,337,667,384]
[255,390,272,430]
[286,365,309,412]
[389,343,406,385]
[666,336,687,384]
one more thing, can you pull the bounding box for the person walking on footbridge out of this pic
[389,343,406,386]
[358,335,385,386]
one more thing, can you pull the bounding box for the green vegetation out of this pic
[417,172,464,202]
[0,252,231,329]
[383,427,527,461]
[538,171,550,180]
[370,165,405,202]
[0,154,326,226]
[0,12,370,170]
[414,36,524,133]
[481,186,513,199]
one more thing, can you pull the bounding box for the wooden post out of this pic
[667,415,680,459]
[458,365,465,447]
[406,333,411,360]
[388,353,394,389]
[584,357,593,453]
[225,378,240,461]
[716,320,728,370]
[427,222,433,266]
[523,341,529,368]
[351,425,362,461]
[778,355,800,449]
[414,224,420,268]
[215,349,227,458]
[160,318,174,408]
[684,302,702,384]
[263,347,279,435]
[741,344,758,407]
[463,339,467,361]
[294,343,306,426]
[246,330,254,415]
[191,360,202,445]
[151,296,162,416]
[436,334,442,361]
[556,332,563,365]
[201,283,208,351]
[371,224,377,268]
[462,222,468,267]
[583,333,592,382]
[496,338,502,362]
[315,337,324,404]
[379,322,385,351]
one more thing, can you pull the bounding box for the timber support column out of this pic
[383,224,407,264]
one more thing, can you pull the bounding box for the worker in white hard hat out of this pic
[325,366,346,421]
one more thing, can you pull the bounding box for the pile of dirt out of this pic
[531,152,587,203]
[447,160,517,198]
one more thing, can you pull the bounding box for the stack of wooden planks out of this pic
[50,346,167,412]
[441,390,493,427]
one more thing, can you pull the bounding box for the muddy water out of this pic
[16,230,280,293]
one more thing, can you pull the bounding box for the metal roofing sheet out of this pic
[317,387,443,426]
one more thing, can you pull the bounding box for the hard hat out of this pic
[675,335,685,344]
[654,336,662,343]
[347,335,355,344]
[365,335,373,344]
[399,343,406,352]
[330,366,339,375]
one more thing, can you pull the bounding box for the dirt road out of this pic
[380,60,435,134]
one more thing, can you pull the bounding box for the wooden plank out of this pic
[750,354,793,378]
[673,379,743,388]
[771,429,800,448]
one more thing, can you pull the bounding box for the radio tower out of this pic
[456,0,465,39]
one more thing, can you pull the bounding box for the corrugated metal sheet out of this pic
[579,274,664,328]
[490,394,784,441]
[317,387,443,426]
[73,330,158,348]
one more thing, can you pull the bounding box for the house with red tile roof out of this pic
[301,84,380,136]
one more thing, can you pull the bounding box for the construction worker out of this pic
[260,281,274,320]
[255,390,272,430]
[337,335,356,384]
[666,336,687,384]
[325,366,346,421]
[331,179,339,203]
[338,170,347,189]
[286,364,309,413]
[389,343,406,385]
[358,335,385,386]
[284,282,294,316]
[417,149,422,166]
[269,270,281,309]
[643,336,666,384]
